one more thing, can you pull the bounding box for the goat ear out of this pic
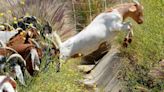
[129,6,137,12]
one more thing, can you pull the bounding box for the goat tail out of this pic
[6,53,26,66]
[44,31,62,49]
[52,32,62,48]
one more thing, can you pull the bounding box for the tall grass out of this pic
[0,0,66,32]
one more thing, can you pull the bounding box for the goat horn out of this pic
[0,47,18,53]
[30,38,41,48]
[15,28,23,32]
[6,53,26,66]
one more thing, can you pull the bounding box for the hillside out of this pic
[119,0,164,91]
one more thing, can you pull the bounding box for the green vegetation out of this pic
[18,58,88,92]
[118,0,164,91]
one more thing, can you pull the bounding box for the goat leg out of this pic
[122,22,133,47]
[128,29,134,44]
[42,60,52,72]
[123,31,130,47]
[56,61,61,72]
[123,41,128,47]
[123,25,134,47]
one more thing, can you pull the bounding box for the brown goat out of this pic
[0,47,26,85]
[9,44,42,76]
[6,28,42,76]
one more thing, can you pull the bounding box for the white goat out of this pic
[50,1,144,72]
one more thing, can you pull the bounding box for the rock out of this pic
[78,65,95,73]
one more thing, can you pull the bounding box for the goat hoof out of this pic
[123,42,128,47]
[124,38,128,41]
[128,38,132,43]
[56,67,60,73]
[56,63,61,73]
[56,67,60,72]
[56,70,60,73]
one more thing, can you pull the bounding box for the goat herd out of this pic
[0,16,57,92]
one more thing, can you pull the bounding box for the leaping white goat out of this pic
[50,1,144,72]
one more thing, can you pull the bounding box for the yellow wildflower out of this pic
[0,13,4,17]
[13,17,17,20]
[20,1,25,5]
[29,23,33,27]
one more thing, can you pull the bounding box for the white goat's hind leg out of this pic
[56,55,68,72]
[56,58,63,72]
[56,60,61,72]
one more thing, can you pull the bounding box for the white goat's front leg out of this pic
[126,28,133,43]
[117,22,133,47]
